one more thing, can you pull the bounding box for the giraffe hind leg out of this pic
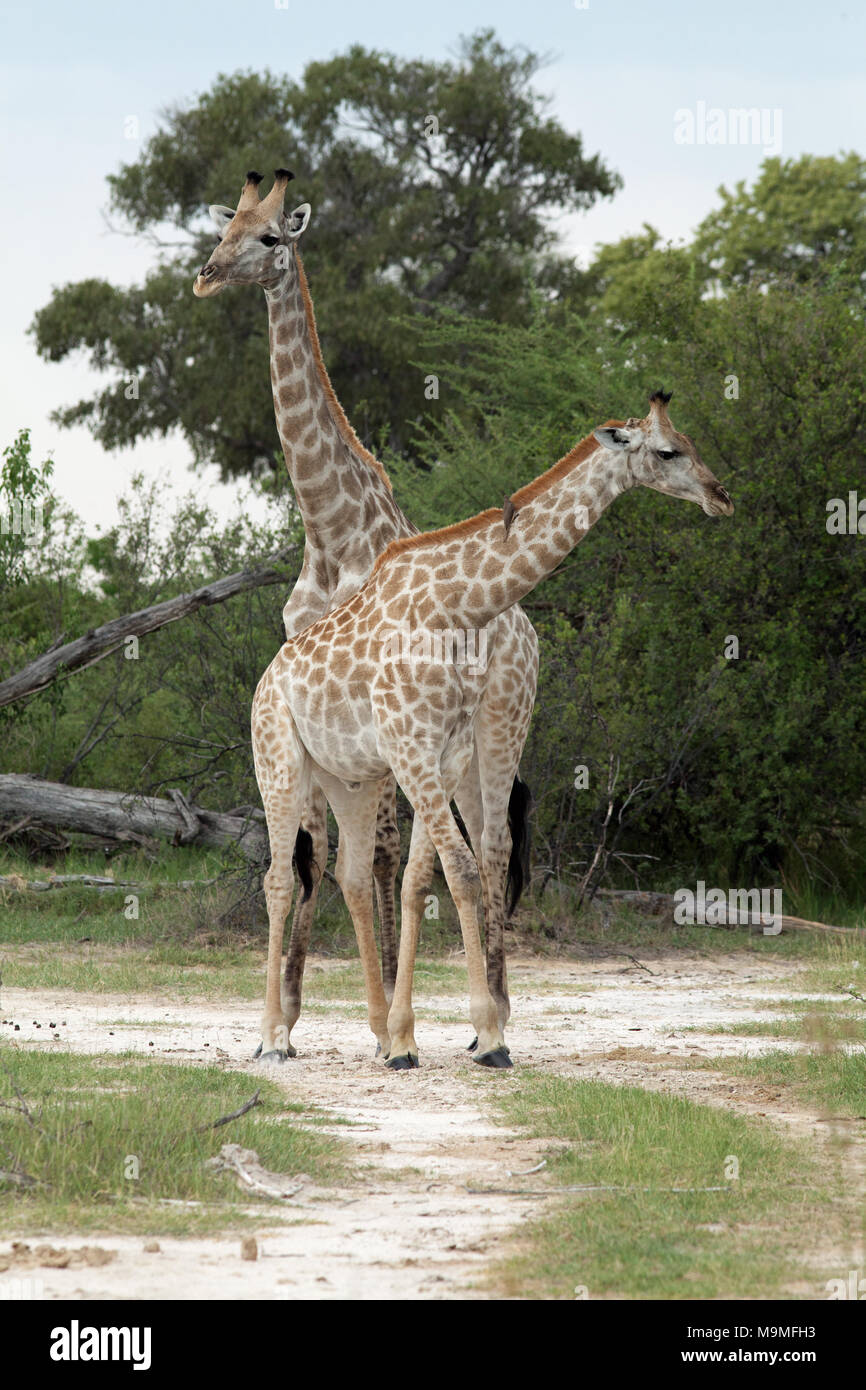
[279,786,329,1057]
[372,776,400,1003]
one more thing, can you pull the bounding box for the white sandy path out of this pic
[1,950,861,1300]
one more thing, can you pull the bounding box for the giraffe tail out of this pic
[293,828,315,902]
[506,776,533,917]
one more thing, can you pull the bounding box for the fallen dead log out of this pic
[0,546,296,708]
[0,873,217,893]
[0,775,267,860]
[596,888,860,935]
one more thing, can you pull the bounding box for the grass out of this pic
[1,942,268,999]
[0,843,468,954]
[688,1014,866,1042]
[0,935,472,1006]
[0,1048,347,1237]
[703,1049,866,1120]
[484,1071,855,1300]
[300,958,473,1003]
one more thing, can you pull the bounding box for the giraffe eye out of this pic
[657,449,678,461]
[260,235,279,247]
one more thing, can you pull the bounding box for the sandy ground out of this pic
[1,949,863,1300]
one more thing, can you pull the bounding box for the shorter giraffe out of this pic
[252,392,733,1067]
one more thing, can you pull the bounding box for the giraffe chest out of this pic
[279,637,388,783]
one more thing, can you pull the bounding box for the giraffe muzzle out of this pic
[703,484,734,517]
[193,263,224,298]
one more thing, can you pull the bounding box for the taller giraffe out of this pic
[194,169,539,1049]
[251,392,734,1067]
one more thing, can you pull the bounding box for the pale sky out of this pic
[2,0,863,535]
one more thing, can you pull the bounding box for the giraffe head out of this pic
[193,169,311,297]
[593,391,734,516]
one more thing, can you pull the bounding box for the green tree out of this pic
[578,153,866,331]
[693,152,866,292]
[405,274,866,895]
[0,430,54,590]
[31,32,620,482]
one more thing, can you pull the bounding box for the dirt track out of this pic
[2,950,861,1299]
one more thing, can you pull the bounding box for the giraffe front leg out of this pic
[392,757,510,1071]
[385,816,436,1070]
[325,779,392,1059]
[252,688,307,1064]
[258,836,298,1062]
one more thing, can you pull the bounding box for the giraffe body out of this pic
[195,170,539,1046]
[252,394,733,1066]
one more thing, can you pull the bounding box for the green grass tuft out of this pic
[0,1048,346,1236]
[485,1072,851,1300]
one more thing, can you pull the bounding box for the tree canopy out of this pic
[12,51,866,913]
[31,31,620,480]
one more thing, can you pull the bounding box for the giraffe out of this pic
[193,169,538,1052]
[251,391,734,1067]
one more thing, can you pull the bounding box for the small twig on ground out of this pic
[505,1159,547,1177]
[622,953,656,976]
[467,1184,734,1196]
[197,1090,262,1132]
[205,1143,305,1199]
[0,1058,42,1131]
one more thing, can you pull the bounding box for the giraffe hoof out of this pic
[257,1047,295,1064]
[386,1052,419,1071]
[467,1036,479,1052]
[473,1046,513,1069]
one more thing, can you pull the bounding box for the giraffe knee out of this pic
[448,852,482,908]
[264,864,293,895]
[334,861,368,912]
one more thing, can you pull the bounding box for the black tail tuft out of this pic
[453,805,472,848]
[294,828,314,902]
[506,776,533,917]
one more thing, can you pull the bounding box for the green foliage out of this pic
[692,151,866,291]
[8,128,866,911]
[0,429,54,589]
[30,35,619,480]
[0,475,299,806]
[399,265,866,891]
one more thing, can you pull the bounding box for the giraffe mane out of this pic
[370,423,625,573]
[294,254,394,493]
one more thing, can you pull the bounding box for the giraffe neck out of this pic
[378,438,631,632]
[264,256,403,551]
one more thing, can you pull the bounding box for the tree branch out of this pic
[0,546,297,708]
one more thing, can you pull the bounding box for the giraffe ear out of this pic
[209,205,236,237]
[593,426,634,452]
[285,203,311,240]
